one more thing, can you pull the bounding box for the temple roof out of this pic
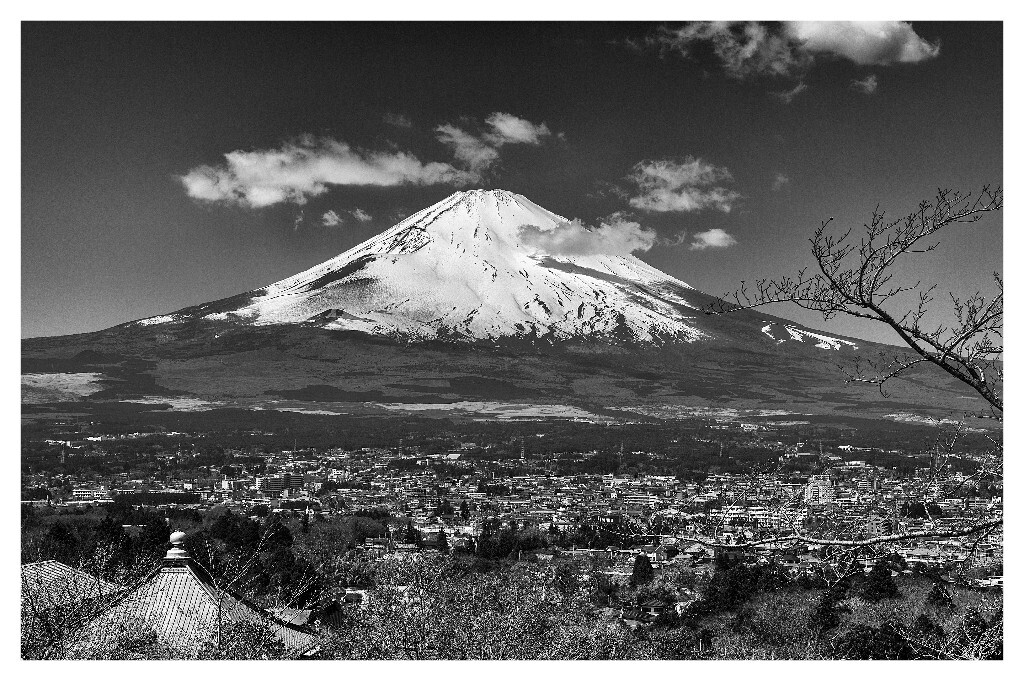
[64,533,320,658]
[21,560,122,611]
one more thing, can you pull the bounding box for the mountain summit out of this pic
[139,189,711,344]
[26,189,979,424]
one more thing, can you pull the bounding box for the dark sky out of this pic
[22,21,1002,342]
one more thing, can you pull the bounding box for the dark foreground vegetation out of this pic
[23,502,1001,660]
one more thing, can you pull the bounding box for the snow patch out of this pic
[137,315,175,326]
[760,322,857,350]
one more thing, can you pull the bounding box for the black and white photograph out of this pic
[17,9,1006,664]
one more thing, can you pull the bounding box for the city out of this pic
[20,17,1004,664]
[22,414,1003,625]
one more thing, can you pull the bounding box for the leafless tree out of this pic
[693,185,1003,565]
[707,186,1002,412]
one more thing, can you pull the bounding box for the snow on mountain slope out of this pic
[760,322,858,351]
[135,189,861,352]
[148,189,709,343]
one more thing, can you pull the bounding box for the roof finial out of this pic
[165,530,189,560]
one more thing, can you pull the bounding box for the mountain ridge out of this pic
[22,189,987,424]
[132,190,718,345]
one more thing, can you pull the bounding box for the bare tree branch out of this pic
[705,186,1003,411]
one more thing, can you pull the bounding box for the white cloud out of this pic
[650,21,938,79]
[435,112,556,178]
[518,215,657,257]
[182,113,559,208]
[180,136,474,208]
[690,228,738,251]
[321,210,343,227]
[785,22,939,66]
[770,81,807,104]
[483,112,552,145]
[350,208,373,222]
[626,157,740,213]
[772,173,790,191]
[850,74,879,94]
[435,123,501,176]
[321,208,371,227]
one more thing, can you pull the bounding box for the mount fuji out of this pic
[22,190,981,423]
[138,189,714,344]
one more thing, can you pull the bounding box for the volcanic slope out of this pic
[138,189,714,343]
[23,190,986,422]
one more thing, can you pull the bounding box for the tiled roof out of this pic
[70,558,319,657]
[21,560,122,611]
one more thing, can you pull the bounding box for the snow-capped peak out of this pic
[130,191,866,352]
[137,189,706,343]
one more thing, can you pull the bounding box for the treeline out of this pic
[22,502,398,610]
[21,503,190,579]
[26,402,994,454]
[113,491,201,505]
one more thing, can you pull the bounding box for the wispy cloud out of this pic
[659,230,690,248]
[648,21,938,80]
[518,214,657,257]
[321,210,342,227]
[382,112,413,128]
[435,112,556,178]
[651,22,809,79]
[850,74,879,95]
[626,157,740,213]
[435,124,501,176]
[770,81,807,104]
[180,136,473,208]
[771,172,790,192]
[690,228,738,251]
[321,208,373,227]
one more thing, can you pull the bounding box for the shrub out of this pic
[861,564,901,602]
[925,582,956,613]
[630,555,654,586]
[811,588,848,633]
[834,621,914,659]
